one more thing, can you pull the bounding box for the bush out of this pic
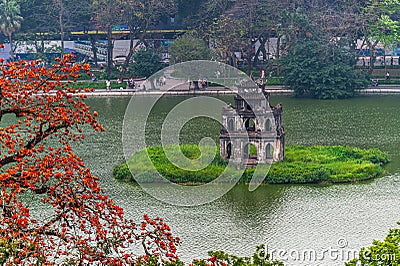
[113,145,389,185]
[346,222,400,266]
[132,49,165,78]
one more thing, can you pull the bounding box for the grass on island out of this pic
[113,145,389,185]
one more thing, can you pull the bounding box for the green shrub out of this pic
[113,145,389,185]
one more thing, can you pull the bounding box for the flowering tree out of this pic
[0,49,180,264]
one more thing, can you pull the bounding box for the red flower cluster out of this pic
[0,54,180,264]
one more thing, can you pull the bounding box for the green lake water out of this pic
[47,95,400,265]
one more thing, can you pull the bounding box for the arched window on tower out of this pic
[228,118,234,131]
[227,143,233,159]
[266,143,274,159]
[244,143,257,159]
[265,119,272,132]
[245,118,256,132]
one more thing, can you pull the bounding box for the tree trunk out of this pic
[59,0,65,54]
[276,35,281,76]
[120,34,141,80]
[368,40,379,75]
[254,36,267,65]
[246,50,253,76]
[89,35,98,67]
[8,34,14,61]
[106,27,114,79]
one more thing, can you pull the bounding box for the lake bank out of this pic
[37,85,400,97]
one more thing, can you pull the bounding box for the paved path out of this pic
[62,86,400,97]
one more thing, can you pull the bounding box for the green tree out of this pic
[281,39,369,99]
[0,0,23,60]
[207,14,246,67]
[132,49,164,78]
[46,0,93,53]
[169,34,212,64]
[360,0,400,73]
[117,0,174,79]
[346,222,400,266]
[92,0,123,77]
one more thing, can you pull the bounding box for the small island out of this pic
[113,144,389,185]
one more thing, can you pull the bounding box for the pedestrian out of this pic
[106,79,111,91]
[128,78,134,89]
[386,71,390,80]
[91,73,97,82]
[117,78,123,90]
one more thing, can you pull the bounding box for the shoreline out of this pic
[116,172,382,186]
[59,86,400,97]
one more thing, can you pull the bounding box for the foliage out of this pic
[0,0,23,60]
[281,39,369,99]
[266,77,283,86]
[0,52,180,264]
[207,14,246,66]
[71,81,128,90]
[169,34,212,64]
[114,144,389,185]
[191,245,283,266]
[363,0,400,47]
[92,0,124,76]
[0,0,22,37]
[115,0,174,78]
[345,222,400,266]
[132,49,165,78]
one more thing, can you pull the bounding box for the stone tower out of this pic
[219,80,284,168]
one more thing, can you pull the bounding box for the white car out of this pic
[113,55,127,65]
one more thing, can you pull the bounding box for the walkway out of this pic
[63,84,400,97]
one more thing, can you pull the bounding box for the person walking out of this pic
[106,79,111,91]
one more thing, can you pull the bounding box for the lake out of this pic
[71,95,400,265]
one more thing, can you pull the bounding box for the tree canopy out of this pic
[0,0,23,60]
[132,49,164,78]
[281,38,369,99]
[169,34,212,64]
[0,52,180,264]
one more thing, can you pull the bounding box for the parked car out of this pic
[113,55,127,65]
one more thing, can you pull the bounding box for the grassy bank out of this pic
[113,145,389,184]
